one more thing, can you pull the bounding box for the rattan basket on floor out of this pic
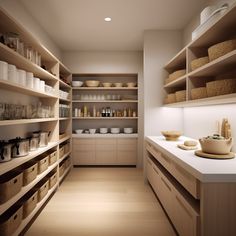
[167,93,176,103]
[191,56,209,71]
[191,87,207,100]
[206,79,236,97]
[169,69,186,80]
[208,39,236,61]
[175,90,186,102]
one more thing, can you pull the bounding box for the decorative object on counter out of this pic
[124,127,133,134]
[72,81,83,87]
[102,82,112,87]
[208,39,236,61]
[126,82,137,87]
[190,56,209,71]
[175,90,186,102]
[75,129,83,134]
[195,150,235,159]
[9,137,30,157]
[85,80,100,87]
[177,140,198,150]
[198,134,233,155]
[206,78,236,97]
[221,118,232,139]
[161,131,182,141]
[191,87,207,100]
[0,141,12,162]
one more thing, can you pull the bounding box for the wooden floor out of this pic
[25,168,176,236]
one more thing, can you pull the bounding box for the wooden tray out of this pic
[195,150,235,159]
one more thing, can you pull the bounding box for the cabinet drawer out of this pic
[96,151,116,164]
[96,138,116,145]
[73,151,96,165]
[117,138,137,145]
[73,138,95,145]
[147,157,153,183]
[171,163,200,199]
[117,151,136,165]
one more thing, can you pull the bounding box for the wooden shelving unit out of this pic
[72,117,138,120]
[163,3,236,107]
[0,7,72,236]
[72,100,138,103]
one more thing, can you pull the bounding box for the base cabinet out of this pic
[73,138,137,165]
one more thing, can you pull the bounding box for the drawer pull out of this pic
[176,195,192,218]
[153,166,159,175]
[161,177,171,191]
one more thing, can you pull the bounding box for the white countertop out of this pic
[73,133,138,138]
[146,136,236,183]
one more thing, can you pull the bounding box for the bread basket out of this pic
[191,87,207,100]
[191,56,209,71]
[175,90,186,102]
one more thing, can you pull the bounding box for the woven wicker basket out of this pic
[206,79,236,97]
[165,77,172,85]
[191,56,209,71]
[191,87,207,100]
[208,39,236,61]
[167,93,176,103]
[164,97,169,104]
[175,90,186,102]
[169,69,186,80]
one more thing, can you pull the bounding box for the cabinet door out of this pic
[96,139,116,164]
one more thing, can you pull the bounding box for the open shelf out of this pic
[59,79,71,89]
[164,75,187,88]
[0,79,58,98]
[72,87,138,90]
[59,97,71,103]
[72,117,138,120]
[59,165,71,183]
[72,100,138,103]
[164,47,186,70]
[0,118,58,126]
[58,135,71,144]
[58,151,71,164]
[0,142,58,175]
[0,162,58,215]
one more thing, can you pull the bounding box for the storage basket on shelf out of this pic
[167,93,176,103]
[59,164,65,177]
[49,172,57,189]
[164,77,173,85]
[49,150,57,165]
[169,69,186,80]
[175,90,186,102]
[37,180,49,202]
[206,78,236,97]
[208,39,236,61]
[22,161,38,186]
[191,87,208,100]
[0,171,23,204]
[191,56,209,71]
[22,190,38,219]
[37,155,49,174]
[59,146,65,159]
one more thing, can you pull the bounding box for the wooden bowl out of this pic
[85,80,100,87]
[161,131,182,141]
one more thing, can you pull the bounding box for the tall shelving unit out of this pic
[163,2,236,107]
[72,74,139,166]
[0,7,72,235]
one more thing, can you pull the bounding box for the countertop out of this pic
[73,133,138,138]
[146,136,236,183]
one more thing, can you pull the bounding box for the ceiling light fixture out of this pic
[104,17,111,22]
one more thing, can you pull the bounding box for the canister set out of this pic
[0,60,55,95]
[59,90,70,100]
[0,131,51,163]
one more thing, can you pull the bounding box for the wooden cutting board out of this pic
[195,150,235,159]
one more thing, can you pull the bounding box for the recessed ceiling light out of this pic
[104,17,111,22]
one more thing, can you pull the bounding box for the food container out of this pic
[22,190,38,219]
[199,137,233,154]
[33,77,40,90]
[37,180,49,202]
[100,128,108,134]
[89,128,96,134]
[167,93,176,103]
[0,171,23,203]
[0,141,12,163]
[124,127,133,134]
[102,82,112,87]
[191,87,208,100]
[75,129,83,134]
[33,131,51,147]
[191,56,209,71]
[49,172,57,189]
[113,82,123,87]
[175,90,186,102]
[29,136,39,151]
[206,79,236,97]
[37,155,49,174]
[0,60,8,80]
[9,137,30,158]
[85,80,100,87]
[26,76,34,89]
[161,131,182,141]
[111,128,120,134]
[72,81,83,87]
[169,69,186,80]
[22,161,38,186]
[0,205,23,236]
[208,39,236,61]
[8,64,17,83]
[126,82,137,87]
[17,69,26,86]
[49,151,57,165]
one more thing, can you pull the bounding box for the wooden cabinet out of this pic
[73,137,137,165]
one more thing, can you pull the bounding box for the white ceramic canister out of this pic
[40,80,45,92]
[8,64,17,83]
[200,5,217,24]
[26,72,34,89]
[0,61,8,80]
[33,77,40,90]
[17,69,26,86]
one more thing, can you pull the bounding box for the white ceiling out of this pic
[20,0,205,51]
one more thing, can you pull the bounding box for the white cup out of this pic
[40,80,45,92]
[0,61,8,80]
[8,64,17,83]
[17,69,26,86]
[33,77,40,90]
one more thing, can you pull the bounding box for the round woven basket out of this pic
[167,93,176,103]
[208,39,236,61]
[191,56,209,71]
[191,87,207,100]
[175,90,186,102]
[206,78,236,97]
[169,69,186,80]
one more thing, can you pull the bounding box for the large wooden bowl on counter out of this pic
[161,131,182,141]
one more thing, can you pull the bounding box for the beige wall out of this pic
[63,51,144,168]
[0,0,61,60]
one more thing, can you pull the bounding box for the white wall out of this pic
[62,51,144,167]
[0,0,61,60]
[143,30,184,137]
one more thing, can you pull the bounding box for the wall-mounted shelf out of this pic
[72,87,138,90]
[0,118,58,126]
[72,100,138,103]
[72,117,138,120]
